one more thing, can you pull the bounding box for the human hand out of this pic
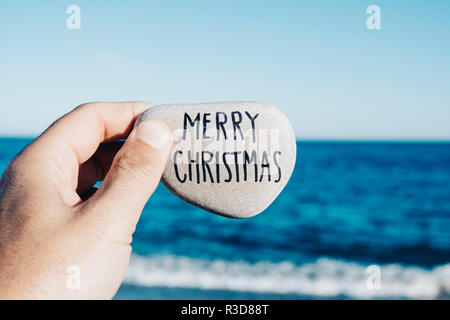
[0,102,172,299]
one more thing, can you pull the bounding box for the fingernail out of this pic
[135,120,172,150]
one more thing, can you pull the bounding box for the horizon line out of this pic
[0,135,449,143]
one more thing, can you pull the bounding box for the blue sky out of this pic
[1,0,449,139]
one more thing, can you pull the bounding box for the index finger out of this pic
[43,102,152,162]
[20,101,152,189]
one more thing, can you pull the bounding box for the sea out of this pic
[1,138,449,299]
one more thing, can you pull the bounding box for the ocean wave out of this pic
[123,254,450,299]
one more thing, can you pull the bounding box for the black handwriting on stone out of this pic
[183,111,259,143]
[173,150,282,184]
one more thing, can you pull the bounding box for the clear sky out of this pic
[1,0,449,139]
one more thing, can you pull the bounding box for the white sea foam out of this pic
[123,254,450,299]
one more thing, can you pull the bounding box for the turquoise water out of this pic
[1,138,450,299]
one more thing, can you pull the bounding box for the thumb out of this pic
[88,119,172,228]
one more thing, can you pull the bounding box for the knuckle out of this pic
[4,155,26,182]
[77,101,101,110]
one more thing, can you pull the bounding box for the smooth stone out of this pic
[136,101,296,218]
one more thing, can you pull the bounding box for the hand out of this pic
[0,102,172,299]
